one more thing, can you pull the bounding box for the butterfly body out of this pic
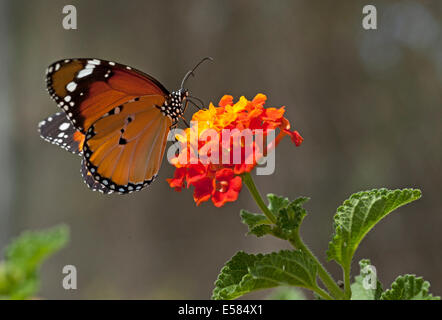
[39,57,208,194]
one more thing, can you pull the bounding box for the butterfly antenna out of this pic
[180,57,213,90]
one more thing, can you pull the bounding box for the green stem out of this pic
[242,171,346,300]
[289,235,345,300]
[242,172,277,224]
[343,264,352,299]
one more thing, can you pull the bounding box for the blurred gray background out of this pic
[0,0,441,299]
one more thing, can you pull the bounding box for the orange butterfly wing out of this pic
[46,58,169,133]
[82,95,172,193]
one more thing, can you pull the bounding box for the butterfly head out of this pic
[178,88,189,100]
[162,89,189,124]
[164,58,213,124]
[169,89,188,110]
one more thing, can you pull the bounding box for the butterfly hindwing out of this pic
[80,159,113,194]
[45,58,170,133]
[82,95,171,194]
[38,112,85,155]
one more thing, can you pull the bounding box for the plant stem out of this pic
[343,264,352,299]
[312,285,334,300]
[242,171,346,300]
[289,235,346,300]
[242,172,277,224]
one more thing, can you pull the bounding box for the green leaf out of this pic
[351,259,383,300]
[240,195,309,239]
[250,250,317,288]
[267,194,291,215]
[212,250,318,300]
[273,197,309,240]
[381,275,440,300]
[266,286,306,300]
[212,252,274,300]
[0,225,69,299]
[327,188,421,268]
[240,211,272,237]
[5,225,69,271]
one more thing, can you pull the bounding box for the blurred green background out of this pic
[0,0,440,299]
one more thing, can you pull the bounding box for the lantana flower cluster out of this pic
[167,94,303,207]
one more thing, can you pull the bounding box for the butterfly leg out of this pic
[169,117,189,129]
[187,98,202,110]
[180,116,190,128]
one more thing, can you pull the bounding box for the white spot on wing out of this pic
[89,59,101,65]
[77,68,93,78]
[59,122,70,131]
[66,81,77,92]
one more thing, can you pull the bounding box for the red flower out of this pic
[212,169,242,207]
[192,176,213,206]
[167,167,186,191]
[167,94,303,207]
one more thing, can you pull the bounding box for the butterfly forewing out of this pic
[45,58,169,133]
[82,95,172,193]
[38,112,85,155]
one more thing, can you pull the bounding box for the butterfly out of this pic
[39,57,212,194]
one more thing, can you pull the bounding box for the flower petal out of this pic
[219,95,234,107]
[166,167,187,191]
[193,176,214,206]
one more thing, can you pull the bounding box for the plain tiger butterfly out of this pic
[38,57,212,194]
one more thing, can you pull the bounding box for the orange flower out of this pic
[212,168,242,207]
[167,94,303,207]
